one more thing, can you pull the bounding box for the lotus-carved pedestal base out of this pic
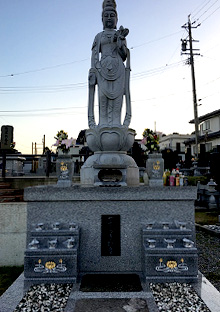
[81,127,139,186]
[86,127,136,152]
[81,151,139,187]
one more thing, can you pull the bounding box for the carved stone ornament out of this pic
[156,258,189,273]
[34,259,67,274]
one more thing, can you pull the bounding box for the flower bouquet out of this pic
[53,130,75,153]
[141,128,159,153]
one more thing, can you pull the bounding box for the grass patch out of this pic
[187,176,208,186]
[195,211,219,225]
[206,272,220,281]
[0,266,23,296]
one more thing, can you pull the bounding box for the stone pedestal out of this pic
[81,151,139,187]
[24,185,198,286]
[80,126,139,187]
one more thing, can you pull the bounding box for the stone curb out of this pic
[196,223,220,238]
[1,272,220,312]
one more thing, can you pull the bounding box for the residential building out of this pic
[159,133,192,153]
[187,109,220,154]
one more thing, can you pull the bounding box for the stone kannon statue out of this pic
[88,0,131,129]
[81,0,139,186]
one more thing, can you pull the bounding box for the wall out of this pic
[210,116,220,132]
[0,203,27,266]
[159,134,192,152]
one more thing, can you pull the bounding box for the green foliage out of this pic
[186,176,208,186]
[195,211,219,225]
[0,266,23,296]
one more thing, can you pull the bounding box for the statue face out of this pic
[102,9,117,29]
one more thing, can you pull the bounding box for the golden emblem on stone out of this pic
[60,162,68,172]
[153,161,160,171]
[166,261,177,269]
[45,261,56,270]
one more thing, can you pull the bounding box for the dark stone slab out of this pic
[74,298,149,312]
[79,274,143,292]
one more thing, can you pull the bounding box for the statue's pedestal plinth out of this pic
[80,151,139,187]
[81,126,139,187]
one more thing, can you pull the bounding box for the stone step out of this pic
[0,188,23,195]
[0,194,24,203]
[0,182,11,189]
[0,182,24,202]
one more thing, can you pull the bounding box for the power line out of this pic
[0,82,87,94]
[0,58,90,78]
[196,0,219,20]
[191,0,220,24]
[0,30,183,79]
[130,31,182,50]
[200,4,220,23]
[0,82,86,89]
[131,61,184,80]
[191,0,213,17]
[0,61,185,94]
[0,106,87,113]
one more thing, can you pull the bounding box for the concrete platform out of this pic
[0,272,220,312]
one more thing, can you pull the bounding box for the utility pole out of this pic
[42,134,45,153]
[181,15,200,159]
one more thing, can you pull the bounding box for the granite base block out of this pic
[24,220,79,287]
[143,251,198,281]
[24,186,197,284]
[142,221,198,282]
[57,180,72,187]
[24,253,78,278]
[149,179,163,187]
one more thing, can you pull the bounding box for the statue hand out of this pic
[89,119,96,129]
[118,26,129,38]
[88,70,97,86]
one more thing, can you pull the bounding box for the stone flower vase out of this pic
[145,152,164,186]
[56,151,73,187]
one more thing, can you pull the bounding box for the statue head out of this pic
[102,0,117,10]
[102,0,118,29]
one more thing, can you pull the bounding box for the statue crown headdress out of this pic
[102,0,117,11]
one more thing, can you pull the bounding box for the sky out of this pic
[0,0,220,154]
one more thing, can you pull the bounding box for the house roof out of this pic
[189,109,220,124]
[184,130,220,145]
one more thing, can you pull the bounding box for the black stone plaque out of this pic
[101,215,121,256]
